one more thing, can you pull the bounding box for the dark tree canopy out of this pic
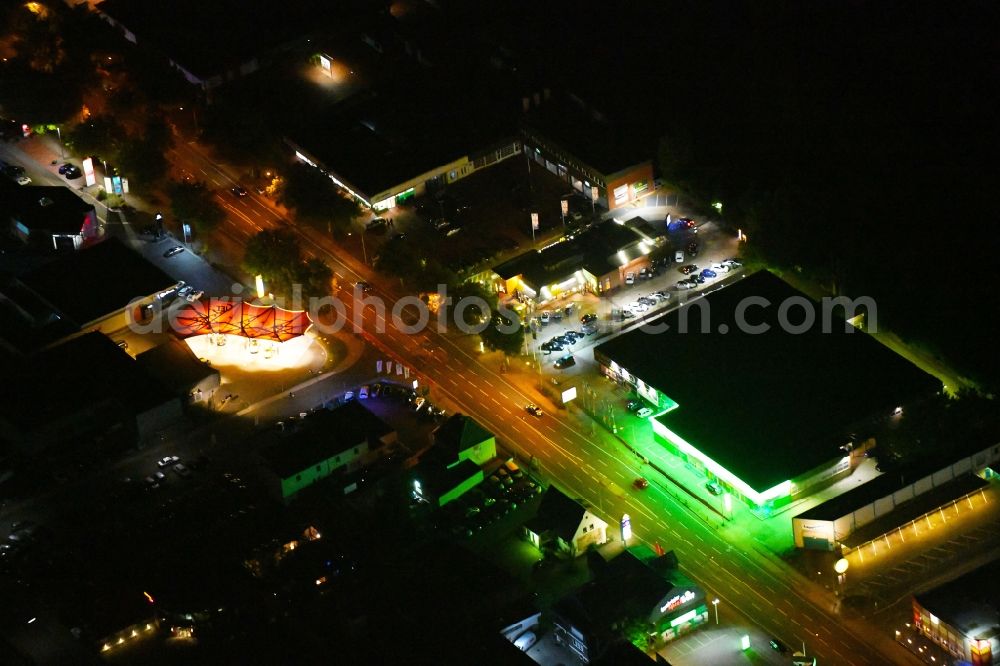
[277,163,361,235]
[166,181,225,233]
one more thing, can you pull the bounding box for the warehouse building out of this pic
[594,271,941,512]
[913,558,1000,665]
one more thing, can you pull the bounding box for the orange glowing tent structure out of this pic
[173,300,311,342]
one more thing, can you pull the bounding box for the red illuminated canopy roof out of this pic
[173,300,311,342]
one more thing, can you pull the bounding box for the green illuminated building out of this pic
[594,271,940,511]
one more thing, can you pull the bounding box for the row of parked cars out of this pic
[675,258,742,290]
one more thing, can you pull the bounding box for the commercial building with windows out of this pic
[491,217,663,302]
[793,440,1000,550]
[261,401,396,502]
[287,76,522,211]
[594,271,941,512]
[521,90,654,211]
[913,558,1000,665]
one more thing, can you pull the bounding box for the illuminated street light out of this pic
[712,201,723,213]
[740,634,751,650]
[712,598,720,625]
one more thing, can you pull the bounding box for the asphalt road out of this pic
[5,135,919,666]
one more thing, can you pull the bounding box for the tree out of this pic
[117,138,168,184]
[293,258,334,298]
[65,115,124,161]
[277,163,361,235]
[449,280,497,327]
[167,181,225,233]
[480,308,524,357]
[244,230,302,295]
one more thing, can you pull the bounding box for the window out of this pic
[613,185,628,204]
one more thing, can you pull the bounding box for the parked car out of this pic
[639,267,650,280]
[674,250,686,263]
[185,289,204,302]
[689,273,706,284]
[432,218,450,231]
[157,455,180,468]
[554,355,576,369]
[625,272,635,285]
[58,162,76,175]
[687,242,699,256]
[15,174,31,185]
[177,285,194,300]
[706,481,723,496]
[626,399,641,412]
[634,478,649,490]
[540,311,551,325]
[679,264,698,275]
[581,312,598,325]
[173,464,191,478]
[525,404,543,417]
[359,385,370,399]
[724,257,743,267]
[514,631,537,651]
[636,407,654,418]
[163,245,185,258]
[675,280,695,290]
[700,268,717,279]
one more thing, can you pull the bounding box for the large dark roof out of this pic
[413,457,482,497]
[522,91,651,176]
[797,440,999,521]
[596,271,941,493]
[1,181,94,235]
[18,238,176,327]
[0,332,174,430]
[96,0,359,81]
[135,339,217,394]
[525,485,586,541]
[493,219,651,287]
[916,558,1000,641]
[288,74,520,199]
[433,413,493,457]
[262,401,393,478]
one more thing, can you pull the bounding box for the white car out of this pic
[711,263,732,273]
[674,280,695,290]
[16,175,32,185]
[514,631,537,651]
[157,455,180,468]
[177,285,194,300]
[627,302,649,313]
[674,251,685,263]
[185,289,204,302]
[636,407,654,418]
[625,272,635,285]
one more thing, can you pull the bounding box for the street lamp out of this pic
[55,126,65,160]
[712,598,720,625]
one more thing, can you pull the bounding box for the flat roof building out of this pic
[7,237,177,345]
[793,439,1000,550]
[135,339,221,408]
[261,401,396,502]
[0,332,181,455]
[287,79,523,210]
[1,181,98,251]
[914,559,1000,665]
[492,218,662,302]
[95,0,363,92]
[521,90,654,211]
[594,271,941,510]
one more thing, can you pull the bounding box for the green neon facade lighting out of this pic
[650,418,792,507]
[670,609,698,627]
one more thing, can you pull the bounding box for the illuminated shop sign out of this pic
[660,590,695,614]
